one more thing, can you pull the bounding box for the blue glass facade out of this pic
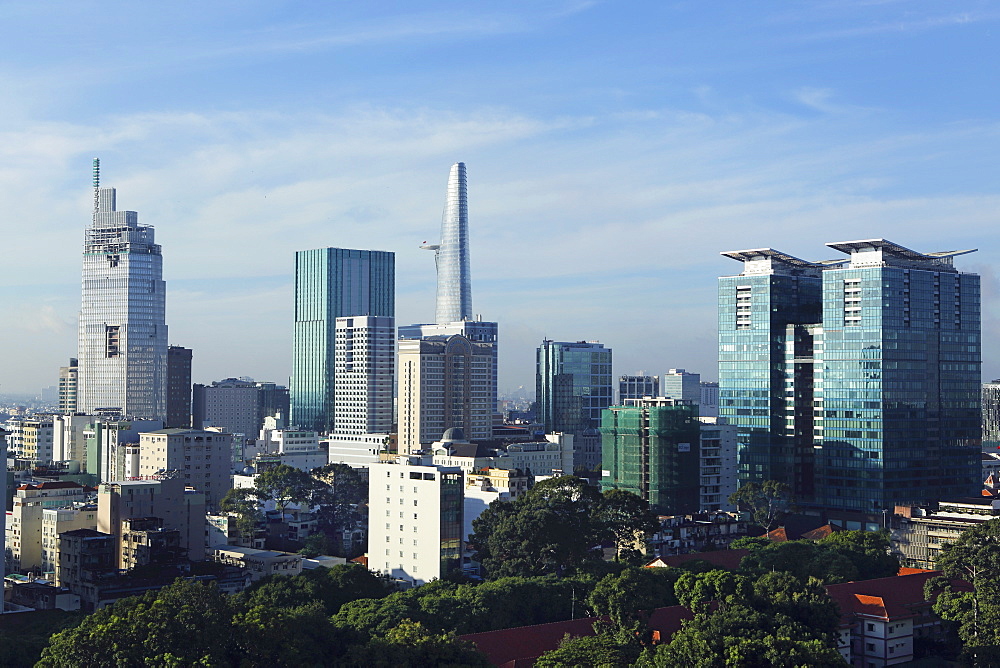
[291,248,394,433]
[536,340,613,436]
[720,241,980,513]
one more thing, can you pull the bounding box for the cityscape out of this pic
[2,2,1000,667]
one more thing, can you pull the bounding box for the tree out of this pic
[535,633,638,668]
[241,563,394,617]
[345,619,490,667]
[254,464,320,517]
[38,580,235,667]
[817,530,898,580]
[469,476,657,579]
[599,489,661,563]
[737,531,897,585]
[588,567,683,629]
[220,486,263,542]
[728,480,794,531]
[929,518,1000,661]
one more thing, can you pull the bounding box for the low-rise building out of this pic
[891,497,1000,569]
[138,429,232,511]
[649,511,751,556]
[210,546,302,581]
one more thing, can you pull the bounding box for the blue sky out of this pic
[1,1,999,395]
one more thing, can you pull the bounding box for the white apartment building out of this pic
[697,417,738,512]
[52,414,92,467]
[499,434,574,477]
[40,507,99,573]
[324,432,388,468]
[138,429,231,511]
[368,460,464,586]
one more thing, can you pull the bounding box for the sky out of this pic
[1,0,999,396]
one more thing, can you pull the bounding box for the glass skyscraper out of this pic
[291,248,394,433]
[720,240,981,513]
[77,161,167,420]
[536,340,613,436]
[422,162,472,324]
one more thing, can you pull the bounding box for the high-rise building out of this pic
[422,162,472,324]
[720,239,981,513]
[662,369,702,404]
[398,320,498,418]
[983,381,1000,448]
[699,382,720,418]
[291,248,394,433]
[58,358,78,415]
[536,340,613,436]
[619,375,659,403]
[166,346,193,428]
[138,428,232,512]
[334,316,395,435]
[77,160,167,421]
[398,335,495,454]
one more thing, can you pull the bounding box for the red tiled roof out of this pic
[800,524,840,541]
[647,549,750,572]
[898,567,934,576]
[765,527,788,542]
[462,607,694,667]
[17,481,85,491]
[826,570,959,622]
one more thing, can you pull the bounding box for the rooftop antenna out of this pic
[92,158,100,223]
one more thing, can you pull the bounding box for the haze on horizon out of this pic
[1,1,998,396]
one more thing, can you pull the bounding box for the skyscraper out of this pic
[719,239,981,513]
[334,315,395,435]
[58,358,78,415]
[422,162,472,324]
[77,160,167,421]
[166,345,193,428]
[291,248,394,433]
[536,340,613,436]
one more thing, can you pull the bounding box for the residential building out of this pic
[76,160,167,421]
[619,375,659,403]
[649,511,751,556]
[324,432,388,468]
[421,162,472,324]
[119,517,184,570]
[19,417,55,465]
[6,481,93,573]
[398,334,495,454]
[98,477,207,564]
[291,247,394,433]
[137,429,231,511]
[662,369,701,404]
[720,240,981,513]
[696,417,738,511]
[58,359,78,415]
[536,340,613,437]
[255,428,326,471]
[500,434,575,478]
[368,459,464,586]
[52,414,92,469]
[55,528,116,611]
[166,346,192,428]
[41,506,99,574]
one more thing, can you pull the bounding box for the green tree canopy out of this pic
[469,476,658,579]
[254,464,321,516]
[728,480,794,531]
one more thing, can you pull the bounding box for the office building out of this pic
[58,359,78,415]
[399,320,499,417]
[421,162,472,324]
[77,160,167,421]
[398,335,495,454]
[536,340,613,436]
[662,369,702,404]
[619,375,659,403]
[983,381,1000,448]
[720,239,981,513]
[699,382,720,418]
[166,346,193,428]
[368,459,464,586]
[137,429,232,511]
[84,418,162,482]
[291,248,394,433]
[192,378,289,447]
[333,316,395,435]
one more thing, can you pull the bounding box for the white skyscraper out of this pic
[422,162,472,324]
[334,315,395,435]
[77,160,167,420]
